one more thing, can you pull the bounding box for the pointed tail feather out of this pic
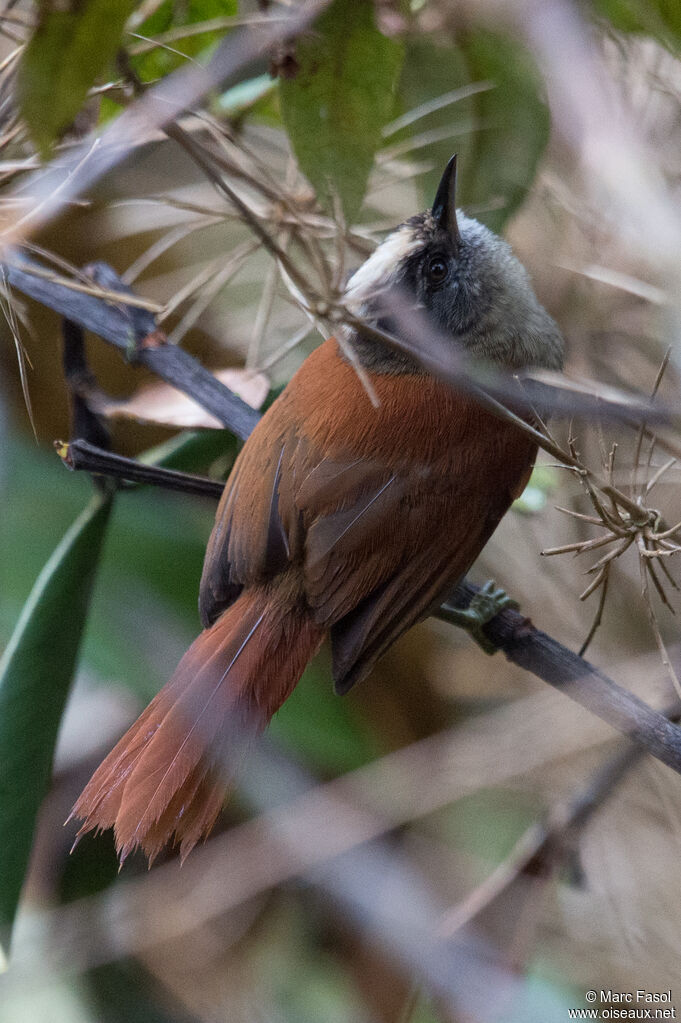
[70,586,323,863]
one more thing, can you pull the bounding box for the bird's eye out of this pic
[426,256,449,284]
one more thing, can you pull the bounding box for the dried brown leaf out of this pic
[101,368,269,429]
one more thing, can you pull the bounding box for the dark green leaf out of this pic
[0,494,112,940]
[280,0,404,221]
[89,960,195,1023]
[18,0,136,157]
[396,32,549,232]
[139,427,237,476]
[0,431,221,708]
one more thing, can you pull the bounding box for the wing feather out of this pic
[198,338,537,689]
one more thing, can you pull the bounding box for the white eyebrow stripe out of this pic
[343,226,421,310]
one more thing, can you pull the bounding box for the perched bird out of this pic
[71,157,564,863]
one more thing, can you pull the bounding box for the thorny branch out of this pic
[439,584,681,775]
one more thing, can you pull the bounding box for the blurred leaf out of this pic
[0,494,112,939]
[459,31,549,230]
[0,441,94,642]
[256,901,373,1023]
[513,465,559,516]
[590,0,681,45]
[88,960,194,1023]
[270,651,378,774]
[18,0,135,156]
[396,32,549,231]
[215,74,285,130]
[60,828,121,904]
[133,0,238,81]
[216,74,278,121]
[392,37,469,200]
[81,488,212,701]
[100,368,270,430]
[0,432,223,706]
[138,427,237,475]
[280,0,404,221]
[437,788,538,876]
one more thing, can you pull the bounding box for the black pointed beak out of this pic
[431,154,460,245]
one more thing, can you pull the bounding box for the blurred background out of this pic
[2,0,681,1020]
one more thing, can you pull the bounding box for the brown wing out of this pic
[329,522,485,695]
[201,411,503,686]
[199,401,410,628]
[329,443,542,693]
[199,416,293,626]
[200,338,536,688]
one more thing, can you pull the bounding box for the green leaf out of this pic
[18,0,136,157]
[396,32,549,232]
[458,31,550,231]
[133,0,238,82]
[280,0,404,222]
[590,0,681,46]
[138,427,237,475]
[0,494,112,940]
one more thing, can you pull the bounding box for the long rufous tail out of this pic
[70,585,324,864]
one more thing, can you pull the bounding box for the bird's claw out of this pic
[441,580,518,655]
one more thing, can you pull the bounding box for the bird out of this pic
[70,156,564,864]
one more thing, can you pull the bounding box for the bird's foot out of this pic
[440,580,518,655]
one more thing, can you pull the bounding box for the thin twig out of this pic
[56,439,226,499]
[631,347,671,498]
[637,537,681,699]
[438,733,659,939]
[579,566,610,656]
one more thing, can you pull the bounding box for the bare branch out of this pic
[438,582,681,776]
[3,252,260,440]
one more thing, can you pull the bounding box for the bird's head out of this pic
[343,155,564,374]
